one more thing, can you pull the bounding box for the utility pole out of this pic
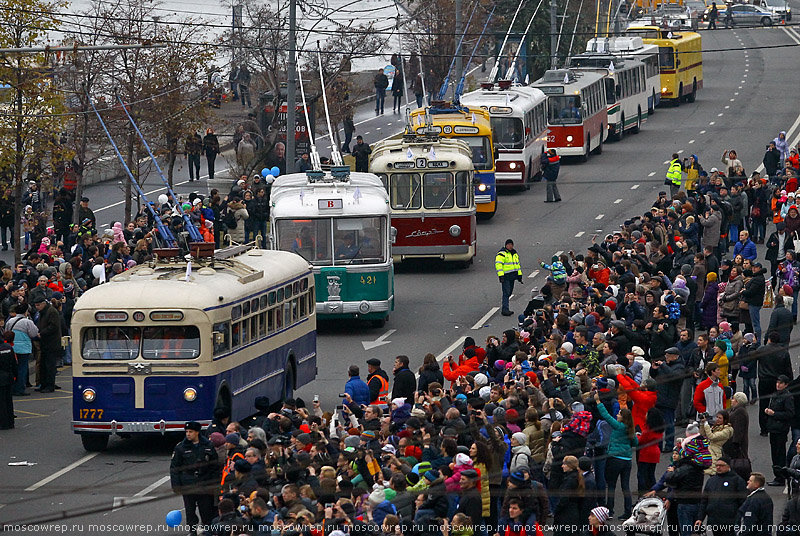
[550,0,558,69]
[286,0,297,174]
[454,0,462,100]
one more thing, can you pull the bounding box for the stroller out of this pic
[622,497,668,536]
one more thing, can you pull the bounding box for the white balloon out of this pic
[265,174,275,185]
[158,194,169,205]
[91,265,105,279]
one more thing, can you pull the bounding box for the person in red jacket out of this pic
[443,348,481,387]
[615,373,658,432]
[693,362,728,416]
[637,407,664,493]
[459,336,486,365]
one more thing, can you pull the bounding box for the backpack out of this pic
[223,209,237,229]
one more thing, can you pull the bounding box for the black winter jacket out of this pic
[651,359,686,409]
[697,471,747,524]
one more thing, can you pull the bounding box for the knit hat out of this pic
[391,397,407,407]
[715,340,728,351]
[423,469,440,482]
[344,435,361,448]
[555,361,569,371]
[591,507,610,524]
[361,430,377,440]
[719,321,731,332]
[511,432,528,446]
[685,422,700,437]
[783,284,794,297]
[561,342,574,354]
[479,386,492,399]
[508,470,527,486]
[733,391,748,405]
[474,373,489,387]
[706,272,718,282]
[506,408,520,423]
[631,346,645,357]
[209,432,226,447]
[494,359,506,370]
[368,487,386,505]
[225,433,240,445]
[578,456,593,472]
[744,333,756,342]
[454,453,472,466]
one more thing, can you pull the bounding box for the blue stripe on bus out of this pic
[203,272,311,312]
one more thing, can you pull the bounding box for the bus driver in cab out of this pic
[560,98,581,120]
[335,233,360,259]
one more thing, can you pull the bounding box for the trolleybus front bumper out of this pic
[495,172,524,184]
[72,419,211,435]
[392,244,475,262]
[316,297,393,317]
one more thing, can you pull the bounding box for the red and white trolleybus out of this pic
[531,69,608,161]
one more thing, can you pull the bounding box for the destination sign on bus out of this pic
[318,199,344,210]
[489,106,513,114]
[393,162,415,169]
[416,126,442,134]
[538,86,565,95]
[150,311,184,321]
[453,126,480,134]
[95,312,129,322]
[427,161,449,168]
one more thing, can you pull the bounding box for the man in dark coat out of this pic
[735,473,773,536]
[758,333,793,435]
[34,295,62,393]
[766,294,793,346]
[170,421,220,533]
[366,358,390,405]
[650,347,686,451]
[456,469,484,526]
[542,149,561,203]
[392,355,416,401]
[742,263,767,343]
[766,375,795,486]
[695,456,747,536]
[351,136,372,173]
[0,337,17,429]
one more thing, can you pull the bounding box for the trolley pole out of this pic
[550,0,558,69]
[286,0,297,174]
[454,0,462,100]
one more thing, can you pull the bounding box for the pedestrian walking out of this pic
[766,375,795,486]
[342,114,355,154]
[7,304,38,397]
[34,294,61,393]
[708,2,718,28]
[203,128,220,182]
[170,421,220,534]
[758,332,793,436]
[0,331,17,430]
[228,64,239,101]
[495,239,522,316]
[374,68,389,115]
[238,64,252,108]
[352,136,372,173]
[666,153,683,198]
[413,73,424,108]
[185,131,203,181]
[392,69,404,113]
[542,149,562,203]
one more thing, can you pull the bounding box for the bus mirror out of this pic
[676,59,681,66]
[61,335,71,348]
[493,148,499,161]
[213,332,225,344]
[390,226,397,245]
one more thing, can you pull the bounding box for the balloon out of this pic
[264,174,275,185]
[261,167,270,178]
[165,510,182,527]
[270,166,280,177]
[91,265,105,279]
[157,194,168,205]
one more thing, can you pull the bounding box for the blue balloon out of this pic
[165,509,182,527]
[261,168,270,178]
[271,166,280,177]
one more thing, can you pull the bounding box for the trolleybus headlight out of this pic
[183,387,198,402]
[358,301,371,314]
[478,183,487,192]
[508,162,517,170]
[662,87,668,93]
[449,225,462,237]
[82,388,96,403]
[566,135,573,142]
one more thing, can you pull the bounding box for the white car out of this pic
[758,0,791,20]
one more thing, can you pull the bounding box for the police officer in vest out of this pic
[170,421,220,534]
[496,239,523,316]
[366,358,390,406]
[666,153,684,198]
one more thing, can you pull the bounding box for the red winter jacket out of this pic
[615,374,657,432]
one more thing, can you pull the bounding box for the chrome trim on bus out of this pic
[298,352,317,364]
[81,362,200,368]
[316,298,393,315]
[233,369,284,396]
[475,194,493,204]
[72,419,211,435]
[495,172,524,182]
[393,245,473,254]
[310,263,393,274]
[82,370,200,376]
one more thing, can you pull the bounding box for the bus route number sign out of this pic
[318,199,343,210]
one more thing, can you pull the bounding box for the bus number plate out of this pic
[78,408,104,420]
[360,276,377,285]
[546,135,556,143]
[427,161,448,168]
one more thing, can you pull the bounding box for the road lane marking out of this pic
[528,269,540,279]
[648,171,656,177]
[376,127,381,130]
[614,199,622,204]
[136,475,170,497]
[471,307,499,330]
[677,149,684,154]
[709,122,715,125]
[688,139,695,144]
[700,130,706,134]
[595,214,604,219]
[631,184,639,189]
[554,250,563,256]
[436,337,467,361]
[575,231,585,238]
[25,453,99,492]
[717,113,724,117]
[662,160,669,165]
[724,105,730,109]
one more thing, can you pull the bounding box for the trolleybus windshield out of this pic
[81,326,200,360]
[490,117,524,150]
[547,96,583,125]
[277,217,386,265]
[452,136,493,169]
[388,172,472,210]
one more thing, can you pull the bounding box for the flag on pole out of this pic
[471,112,476,124]
[525,74,529,85]
[564,73,570,84]
[406,147,414,160]
[353,187,362,202]
[299,188,305,203]
[608,61,615,73]
[185,260,192,281]
[430,147,437,160]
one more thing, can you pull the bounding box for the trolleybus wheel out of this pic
[616,117,625,141]
[81,434,109,452]
[649,90,656,115]
[632,109,642,134]
[687,80,697,103]
[580,139,590,163]
[675,84,683,106]
[283,362,295,401]
[592,134,603,155]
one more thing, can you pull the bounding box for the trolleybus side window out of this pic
[213,321,230,355]
[276,219,332,265]
[455,171,470,208]
[268,308,275,333]
[82,326,140,360]
[259,312,267,337]
[142,325,200,359]
[658,47,675,69]
[423,172,455,209]
[491,117,524,149]
[390,173,421,209]
[605,78,616,105]
[454,136,492,170]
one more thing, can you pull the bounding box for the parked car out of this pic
[724,3,779,26]
[756,0,791,20]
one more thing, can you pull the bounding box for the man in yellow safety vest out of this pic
[495,239,522,316]
[666,153,684,198]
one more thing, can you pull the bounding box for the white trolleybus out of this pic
[269,167,394,327]
[72,246,316,451]
[568,53,648,140]
[585,36,661,114]
[459,80,548,189]
[371,131,477,266]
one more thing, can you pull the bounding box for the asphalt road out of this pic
[3,22,800,535]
